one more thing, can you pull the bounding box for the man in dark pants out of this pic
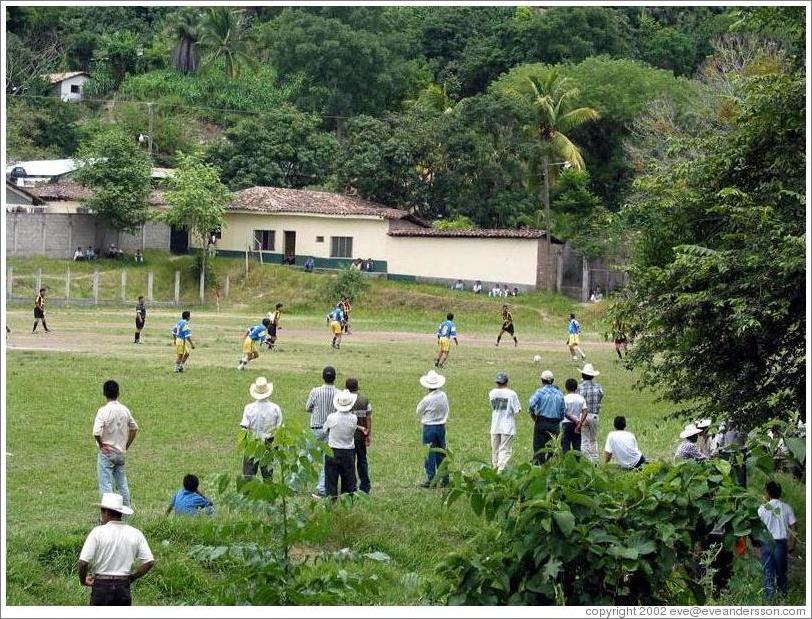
[346,377,373,493]
[134,296,146,344]
[33,287,50,333]
[528,370,565,465]
[78,492,154,605]
[324,389,367,498]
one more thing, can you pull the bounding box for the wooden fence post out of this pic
[199,270,205,305]
[65,267,71,306]
[174,271,180,306]
[224,274,230,299]
[581,256,590,303]
[121,270,127,302]
[7,267,12,298]
[93,271,99,305]
[36,268,42,293]
[147,271,154,302]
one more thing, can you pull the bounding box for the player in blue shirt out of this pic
[328,306,345,349]
[567,313,587,361]
[238,318,271,370]
[171,311,195,373]
[166,474,214,516]
[435,312,458,368]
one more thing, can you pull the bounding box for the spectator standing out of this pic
[528,370,565,465]
[240,377,282,481]
[78,493,154,606]
[306,366,338,498]
[604,416,646,469]
[324,389,365,498]
[346,378,373,494]
[757,481,797,600]
[489,372,521,472]
[166,474,214,516]
[578,364,603,462]
[417,370,450,487]
[675,424,708,461]
[562,378,588,454]
[93,380,138,509]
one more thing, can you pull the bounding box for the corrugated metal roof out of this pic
[43,71,89,84]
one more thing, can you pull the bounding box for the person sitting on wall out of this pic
[364,258,374,272]
[134,250,144,264]
[85,247,95,260]
[304,257,315,273]
[489,284,501,297]
[453,280,464,292]
[74,247,84,261]
[512,287,519,296]
[472,280,482,294]
[283,254,295,266]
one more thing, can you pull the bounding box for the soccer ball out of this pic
[533,354,542,363]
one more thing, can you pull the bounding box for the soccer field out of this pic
[3,306,805,605]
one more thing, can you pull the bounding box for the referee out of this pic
[496,304,517,347]
[33,287,51,333]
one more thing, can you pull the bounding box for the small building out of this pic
[43,71,90,102]
[206,186,563,291]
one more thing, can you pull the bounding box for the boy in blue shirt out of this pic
[567,313,587,361]
[171,311,195,373]
[238,318,271,370]
[166,474,213,516]
[435,313,458,368]
[328,305,345,349]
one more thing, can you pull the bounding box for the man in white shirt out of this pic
[604,416,646,469]
[78,492,154,605]
[757,481,797,600]
[562,378,588,454]
[93,380,139,508]
[489,373,521,472]
[323,389,366,498]
[240,377,282,481]
[74,247,84,261]
[416,370,450,487]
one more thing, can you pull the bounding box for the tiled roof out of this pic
[5,182,45,205]
[43,71,89,84]
[389,227,562,242]
[28,181,166,206]
[229,186,429,226]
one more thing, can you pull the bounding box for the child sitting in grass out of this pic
[166,474,214,516]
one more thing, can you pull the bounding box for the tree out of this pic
[163,153,231,276]
[611,72,805,430]
[168,9,200,74]
[206,106,337,190]
[197,7,255,80]
[74,128,152,232]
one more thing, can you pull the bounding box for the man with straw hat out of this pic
[240,376,283,481]
[323,389,368,498]
[675,423,708,461]
[695,418,713,457]
[578,363,604,462]
[77,492,154,606]
[417,370,450,487]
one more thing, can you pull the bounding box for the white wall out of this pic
[54,75,89,102]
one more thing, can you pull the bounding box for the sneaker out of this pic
[417,481,431,489]
[174,367,181,373]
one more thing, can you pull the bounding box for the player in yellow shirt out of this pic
[238,318,271,370]
[496,304,518,347]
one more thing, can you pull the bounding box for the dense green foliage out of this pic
[436,454,765,605]
[73,127,152,232]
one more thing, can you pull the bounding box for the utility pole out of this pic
[542,154,552,290]
[147,102,154,159]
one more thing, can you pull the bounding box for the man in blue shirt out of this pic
[171,311,195,373]
[528,370,565,465]
[567,313,587,361]
[238,318,271,370]
[328,306,344,349]
[166,474,213,516]
[435,313,458,368]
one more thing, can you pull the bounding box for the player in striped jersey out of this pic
[496,304,518,347]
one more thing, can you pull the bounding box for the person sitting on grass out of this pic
[604,416,646,469]
[166,474,214,516]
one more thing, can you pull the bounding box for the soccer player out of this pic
[496,304,518,347]
[134,296,146,344]
[238,318,271,370]
[328,305,344,349]
[338,295,352,334]
[567,313,587,361]
[171,311,195,373]
[435,313,458,368]
[612,320,628,360]
[265,303,283,350]
[33,287,50,333]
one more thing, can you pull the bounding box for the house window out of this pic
[70,84,80,94]
[316,236,324,243]
[330,236,353,258]
[254,230,275,251]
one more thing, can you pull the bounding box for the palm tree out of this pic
[169,9,200,74]
[196,7,256,80]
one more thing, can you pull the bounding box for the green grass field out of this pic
[3,264,806,606]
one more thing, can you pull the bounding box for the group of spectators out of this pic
[350,258,375,272]
[72,246,143,262]
[451,279,521,296]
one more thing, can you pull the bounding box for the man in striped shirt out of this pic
[306,366,338,498]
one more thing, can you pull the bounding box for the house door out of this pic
[170,226,189,254]
[284,231,296,258]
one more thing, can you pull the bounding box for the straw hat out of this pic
[97,492,133,515]
[581,363,600,377]
[249,376,273,400]
[332,389,358,412]
[680,424,703,439]
[419,370,446,389]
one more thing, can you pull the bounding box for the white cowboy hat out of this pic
[680,424,703,439]
[581,363,600,377]
[419,370,446,389]
[332,389,358,412]
[97,492,133,515]
[695,419,712,430]
[540,370,554,382]
[249,376,273,400]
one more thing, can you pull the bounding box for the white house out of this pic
[43,71,90,102]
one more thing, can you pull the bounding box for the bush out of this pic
[433,453,767,605]
[326,267,369,303]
